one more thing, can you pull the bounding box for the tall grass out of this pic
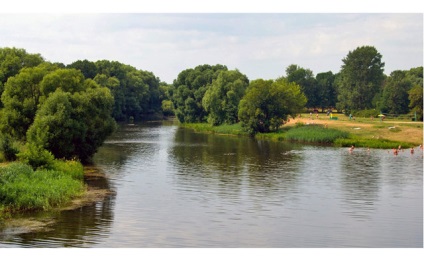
[0,162,85,214]
[183,123,248,136]
[284,125,349,144]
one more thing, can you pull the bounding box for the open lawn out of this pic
[285,113,423,146]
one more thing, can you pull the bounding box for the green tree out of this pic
[408,84,423,121]
[380,70,411,114]
[202,69,249,125]
[0,47,44,107]
[172,64,227,123]
[93,60,162,121]
[67,59,98,79]
[285,64,318,110]
[238,79,306,135]
[336,46,385,113]
[27,86,116,162]
[315,71,336,112]
[0,63,57,139]
[39,68,86,105]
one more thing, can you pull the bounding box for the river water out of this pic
[0,121,422,247]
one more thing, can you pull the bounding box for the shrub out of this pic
[17,143,55,170]
[51,159,84,180]
[0,135,19,161]
[0,162,84,213]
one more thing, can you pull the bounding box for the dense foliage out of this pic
[336,46,385,113]
[202,69,249,125]
[68,59,163,122]
[171,64,228,123]
[238,79,306,134]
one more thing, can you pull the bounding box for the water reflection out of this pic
[170,127,303,201]
[340,150,382,219]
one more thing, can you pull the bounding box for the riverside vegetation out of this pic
[184,113,422,149]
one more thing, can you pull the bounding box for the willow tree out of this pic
[202,69,249,125]
[238,79,306,135]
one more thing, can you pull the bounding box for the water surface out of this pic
[1,121,422,247]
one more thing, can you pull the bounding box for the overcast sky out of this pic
[1,3,423,83]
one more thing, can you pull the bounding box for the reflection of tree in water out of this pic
[93,124,151,170]
[6,172,116,247]
[170,127,302,199]
[340,151,382,219]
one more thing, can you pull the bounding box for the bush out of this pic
[352,109,380,118]
[0,162,85,213]
[0,135,19,161]
[17,143,55,170]
[51,159,84,180]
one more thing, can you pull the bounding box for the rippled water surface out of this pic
[1,121,422,247]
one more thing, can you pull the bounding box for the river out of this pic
[0,121,422,247]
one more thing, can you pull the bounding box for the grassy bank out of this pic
[183,122,248,136]
[0,160,85,217]
[182,113,423,149]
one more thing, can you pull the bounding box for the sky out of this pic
[1,2,423,84]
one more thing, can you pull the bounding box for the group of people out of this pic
[348,144,423,155]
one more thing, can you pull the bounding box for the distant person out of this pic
[410,147,415,155]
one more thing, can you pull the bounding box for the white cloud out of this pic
[0,13,422,83]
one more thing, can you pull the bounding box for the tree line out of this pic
[0,46,422,164]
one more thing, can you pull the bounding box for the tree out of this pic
[202,69,249,125]
[27,86,116,162]
[39,68,86,105]
[67,59,98,79]
[336,46,385,113]
[408,85,423,121]
[380,70,411,114]
[0,47,44,105]
[0,63,57,139]
[238,79,306,135]
[92,60,162,121]
[315,71,336,112]
[285,64,318,110]
[172,64,227,123]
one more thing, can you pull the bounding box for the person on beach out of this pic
[410,147,415,155]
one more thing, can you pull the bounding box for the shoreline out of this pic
[0,165,114,236]
[182,113,423,148]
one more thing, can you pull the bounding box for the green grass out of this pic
[182,121,421,149]
[284,124,349,144]
[183,122,248,136]
[0,162,85,214]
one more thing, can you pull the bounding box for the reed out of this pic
[284,125,349,144]
[183,123,248,136]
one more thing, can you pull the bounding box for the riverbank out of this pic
[0,164,113,235]
[183,113,423,148]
